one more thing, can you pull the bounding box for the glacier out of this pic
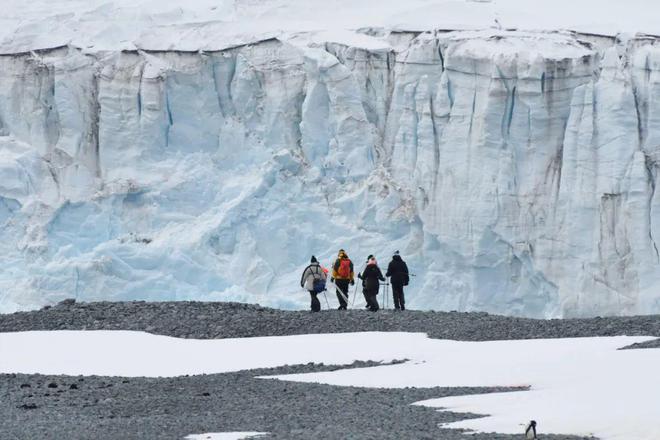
[2,1,660,317]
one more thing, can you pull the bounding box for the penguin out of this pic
[525,420,537,439]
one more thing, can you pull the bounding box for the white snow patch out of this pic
[0,331,425,377]
[184,433,267,440]
[269,336,660,440]
[0,330,658,439]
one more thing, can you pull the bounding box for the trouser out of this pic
[335,279,350,309]
[392,284,405,310]
[365,290,379,311]
[309,291,320,312]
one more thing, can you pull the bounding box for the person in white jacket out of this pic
[300,256,327,312]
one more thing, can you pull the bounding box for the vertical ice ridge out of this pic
[89,71,101,178]
[2,31,660,316]
[645,155,660,263]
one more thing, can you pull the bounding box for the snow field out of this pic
[3,0,660,53]
[0,330,658,439]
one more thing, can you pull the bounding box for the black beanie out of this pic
[311,256,318,263]
[366,254,374,261]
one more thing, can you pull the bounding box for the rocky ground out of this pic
[2,300,657,439]
[2,300,660,342]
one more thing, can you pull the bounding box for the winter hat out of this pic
[311,256,318,263]
[393,250,400,256]
[366,254,374,261]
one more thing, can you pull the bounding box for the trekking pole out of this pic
[337,288,349,307]
[351,280,360,307]
[385,283,389,309]
[329,280,350,308]
[322,290,330,309]
[351,263,367,308]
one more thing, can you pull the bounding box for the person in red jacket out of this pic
[331,249,354,310]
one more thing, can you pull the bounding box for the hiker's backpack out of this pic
[338,259,351,278]
[312,278,326,293]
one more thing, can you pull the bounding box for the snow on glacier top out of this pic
[1,0,659,53]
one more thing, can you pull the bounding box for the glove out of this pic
[330,277,334,283]
[350,279,355,286]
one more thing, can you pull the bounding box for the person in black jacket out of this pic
[386,251,409,310]
[360,255,374,308]
[358,256,385,311]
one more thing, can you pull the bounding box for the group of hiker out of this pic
[300,249,410,312]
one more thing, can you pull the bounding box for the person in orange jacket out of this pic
[331,249,354,310]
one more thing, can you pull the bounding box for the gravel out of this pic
[1,299,659,343]
[0,365,589,440]
[1,299,655,439]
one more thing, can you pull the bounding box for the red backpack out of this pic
[338,259,351,278]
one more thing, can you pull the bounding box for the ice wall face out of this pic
[1,30,660,317]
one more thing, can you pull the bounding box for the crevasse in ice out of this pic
[1,29,659,317]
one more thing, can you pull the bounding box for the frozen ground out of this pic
[4,301,656,439]
[3,0,660,317]
[0,365,535,440]
[1,329,657,439]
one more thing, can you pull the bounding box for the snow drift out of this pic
[2,0,660,317]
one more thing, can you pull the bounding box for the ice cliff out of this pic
[2,15,660,317]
